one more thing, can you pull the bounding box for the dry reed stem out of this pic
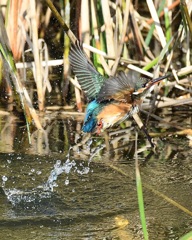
[38,39,52,94]
[129,3,144,57]
[0,9,42,130]
[22,85,43,130]
[30,0,44,111]
[111,0,130,75]
[146,0,167,48]
[127,64,153,77]
[44,5,52,27]
[146,0,181,89]
[147,0,180,25]
[74,83,83,112]
[25,0,192,133]
[69,77,81,90]
[178,65,192,76]
[101,0,115,68]
[6,0,30,61]
[81,0,90,56]
[90,0,112,76]
[45,0,77,44]
[143,97,192,109]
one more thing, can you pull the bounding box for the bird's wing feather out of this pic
[97,71,139,102]
[69,41,105,100]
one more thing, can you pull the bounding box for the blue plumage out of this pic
[69,41,107,133]
[82,100,98,132]
[69,41,168,134]
[82,100,105,132]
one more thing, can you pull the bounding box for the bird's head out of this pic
[132,74,169,99]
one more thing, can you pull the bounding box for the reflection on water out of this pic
[0,111,192,239]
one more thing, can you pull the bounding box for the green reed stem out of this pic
[179,231,192,240]
[180,0,192,41]
[135,131,149,240]
[145,0,166,47]
[164,7,172,43]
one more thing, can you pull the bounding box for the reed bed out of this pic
[0,0,191,130]
[0,1,192,238]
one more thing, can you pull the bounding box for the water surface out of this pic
[0,113,192,239]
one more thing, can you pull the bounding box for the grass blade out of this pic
[135,131,149,240]
[179,231,192,240]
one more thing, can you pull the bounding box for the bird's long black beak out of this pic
[145,74,170,89]
[132,73,171,97]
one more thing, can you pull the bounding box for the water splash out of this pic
[3,188,51,206]
[2,152,90,205]
[44,158,90,191]
[2,175,8,188]
[44,159,76,191]
[88,144,105,164]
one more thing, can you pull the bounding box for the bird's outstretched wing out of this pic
[69,41,106,101]
[97,71,140,103]
[97,70,169,103]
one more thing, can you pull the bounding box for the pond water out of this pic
[0,111,192,239]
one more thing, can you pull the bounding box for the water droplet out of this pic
[65,179,69,185]
[36,170,42,175]
[2,176,8,182]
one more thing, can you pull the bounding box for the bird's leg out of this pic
[132,113,154,148]
[140,125,154,148]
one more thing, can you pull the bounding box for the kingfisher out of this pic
[69,41,168,141]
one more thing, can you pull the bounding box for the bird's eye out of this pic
[140,82,147,88]
[139,77,148,88]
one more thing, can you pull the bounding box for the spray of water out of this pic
[2,156,90,205]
